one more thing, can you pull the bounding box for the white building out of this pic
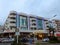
[3,11,49,39]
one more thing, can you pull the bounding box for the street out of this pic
[0,43,11,45]
[0,43,60,45]
[40,43,60,45]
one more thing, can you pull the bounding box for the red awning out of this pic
[56,34,60,37]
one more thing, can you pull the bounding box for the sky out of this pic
[0,0,60,25]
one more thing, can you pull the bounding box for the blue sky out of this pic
[0,0,60,25]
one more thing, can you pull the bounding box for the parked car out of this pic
[21,37,28,43]
[1,38,14,43]
[0,38,3,43]
[0,38,7,43]
[42,38,49,42]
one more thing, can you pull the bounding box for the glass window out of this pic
[21,27,27,30]
[20,16,26,26]
[20,16,27,30]
[22,19,24,25]
[10,21,16,23]
[10,17,16,19]
[37,19,43,30]
[21,18,27,26]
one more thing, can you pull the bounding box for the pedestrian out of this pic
[29,37,33,44]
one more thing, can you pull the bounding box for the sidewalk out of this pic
[25,43,35,45]
[25,40,40,45]
[25,40,49,45]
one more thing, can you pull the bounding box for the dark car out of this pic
[21,37,28,43]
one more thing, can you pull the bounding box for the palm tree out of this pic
[47,26,59,43]
[47,26,55,37]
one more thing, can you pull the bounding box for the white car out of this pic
[2,38,14,42]
[42,38,49,42]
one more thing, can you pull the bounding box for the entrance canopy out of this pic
[33,30,48,34]
[4,30,15,33]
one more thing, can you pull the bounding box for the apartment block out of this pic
[53,19,60,32]
[4,11,17,31]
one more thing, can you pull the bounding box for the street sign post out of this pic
[15,28,20,35]
[15,28,20,44]
[16,14,20,44]
[15,32,20,35]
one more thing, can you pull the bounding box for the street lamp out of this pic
[48,15,57,20]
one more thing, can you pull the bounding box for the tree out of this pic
[47,26,55,37]
[47,26,56,42]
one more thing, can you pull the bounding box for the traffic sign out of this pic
[15,32,20,35]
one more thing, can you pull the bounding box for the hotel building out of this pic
[3,11,49,39]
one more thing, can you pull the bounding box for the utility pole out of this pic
[15,13,20,44]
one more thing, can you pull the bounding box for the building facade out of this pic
[51,19,60,40]
[53,19,60,32]
[4,11,49,39]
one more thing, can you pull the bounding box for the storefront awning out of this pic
[33,30,48,34]
[4,30,15,33]
[56,34,60,37]
[55,32,60,37]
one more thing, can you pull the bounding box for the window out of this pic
[21,27,27,30]
[32,20,36,22]
[20,18,27,26]
[32,23,36,25]
[10,13,16,15]
[31,28,33,30]
[34,28,36,30]
[21,19,27,26]
[20,16,28,30]
[10,17,16,19]
[20,16,27,26]
[46,22,48,24]
[10,26,16,30]
[37,19,43,30]
[30,28,36,30]
[10,21,16,23]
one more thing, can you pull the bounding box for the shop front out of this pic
[20,32,32,37]
[55,32,60,40]
[3,30,15,38]
[33,30,48,40]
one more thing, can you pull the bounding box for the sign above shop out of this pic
[4,30,15,33]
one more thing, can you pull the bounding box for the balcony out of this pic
[20,25,27,27]
[30,22,36,25]
[30,26,36,28]
[46,27,49,30]
[9,19,16,22]
[30,18,36,21]
[9,23,16,26]
[9,15,16,18]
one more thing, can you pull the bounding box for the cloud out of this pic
[0,0,28,25]
[25,0,60,19]
[0,0,60,25]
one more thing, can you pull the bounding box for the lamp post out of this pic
[48,15,57,20]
